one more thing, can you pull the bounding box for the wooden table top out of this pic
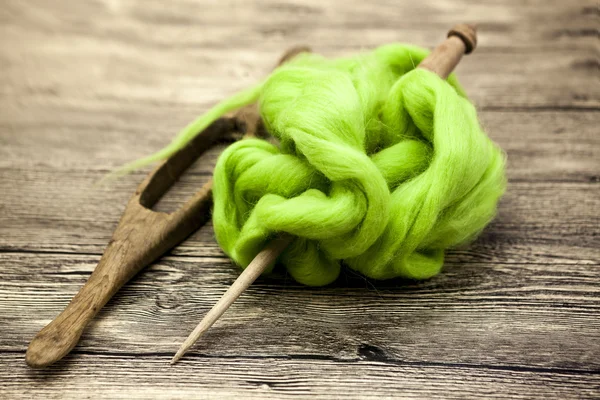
[1,0,598,398]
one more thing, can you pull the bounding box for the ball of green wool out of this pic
[211,44,506,286]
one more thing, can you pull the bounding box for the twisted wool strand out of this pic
[137,44,506,286]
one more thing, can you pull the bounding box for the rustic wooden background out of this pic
[1,0,598,398]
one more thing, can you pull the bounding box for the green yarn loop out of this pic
[140,44,506,286]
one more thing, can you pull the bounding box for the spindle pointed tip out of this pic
[170,350,185,365]
[171,235,293,363]
[171,326,209,364]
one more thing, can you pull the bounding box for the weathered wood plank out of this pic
[0,164,598,263]
[1,0,596,53]
[1,0,598,398]
[0,0,597,111]
[1,111,598,182]
[0,353,598,400]
[1,252,599,371]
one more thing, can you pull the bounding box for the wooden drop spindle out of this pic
[171,23,479,364]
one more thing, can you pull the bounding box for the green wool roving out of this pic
[134,44,506,286]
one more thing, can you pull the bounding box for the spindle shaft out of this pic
[171,23,478,364]
[171,234,293,364]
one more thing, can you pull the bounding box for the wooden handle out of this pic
[25,121,228,368]
[25,259,122,369]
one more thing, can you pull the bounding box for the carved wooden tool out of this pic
[25,47,309,369]
[171,23,479,364]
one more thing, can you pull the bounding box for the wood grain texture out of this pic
[2,252,599,368]
[0,0,599,398]
[2,172,598,263]
[0,0,598,111]
[1,353,600,400]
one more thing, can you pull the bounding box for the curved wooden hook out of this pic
[26,46,311,368]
